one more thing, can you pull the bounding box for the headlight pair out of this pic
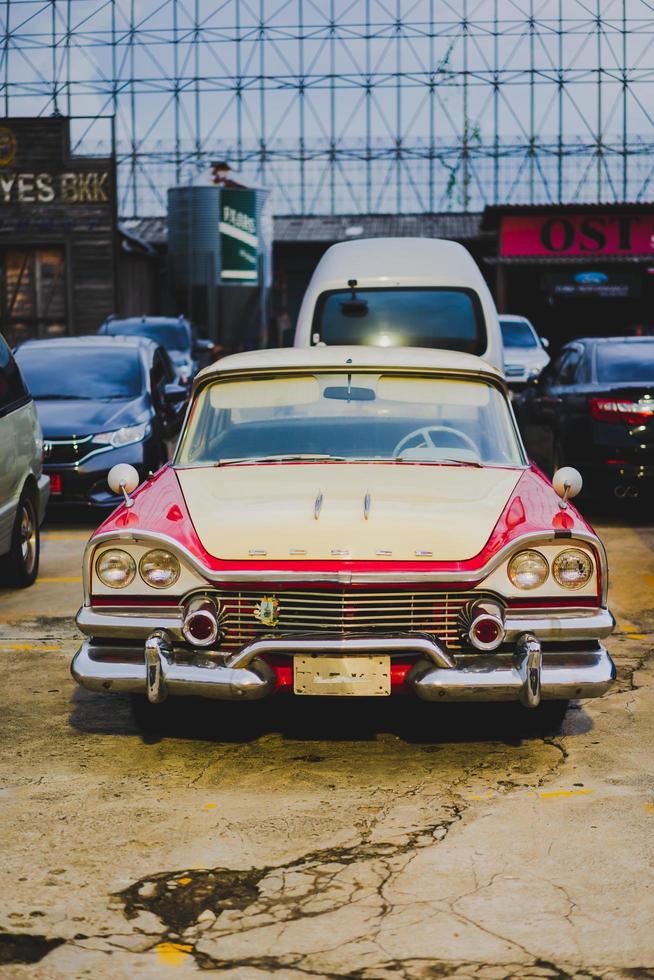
[508,548,593,590]
[95,548,180,589]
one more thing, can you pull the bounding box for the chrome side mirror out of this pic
[108,463,140,509]
[552,466,582,510]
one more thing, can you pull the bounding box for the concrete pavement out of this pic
[0,512,652,978]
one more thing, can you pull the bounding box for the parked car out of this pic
[97,315,215,385]
[0,333,49,586]
[500,314,550,387]
[71,345,615,731]
[14,336,187,509]
[514,336,654,501]
[293,238,504,371]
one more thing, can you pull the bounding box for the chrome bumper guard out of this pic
[71,629,616,707]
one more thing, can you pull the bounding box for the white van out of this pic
[293,237,503,372]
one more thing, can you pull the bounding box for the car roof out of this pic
[103,316,189,326]
[17,334,158,351]
[196,345,503,383]
[563,336,654,349]
[310,237,481,284]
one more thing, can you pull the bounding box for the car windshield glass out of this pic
[105,320,190,351]
[500,319,538,348]
[16,346,143,399]
[313,288,484,353]
[176,373,524,467]
[596,343,654,383]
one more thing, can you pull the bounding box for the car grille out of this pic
[44,436,95,465]
[212,589,492,653]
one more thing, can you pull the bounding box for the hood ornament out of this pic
[253,596,280,628]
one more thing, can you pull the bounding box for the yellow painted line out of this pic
[625,633,647,640]
[537,788,593,799]
[42,532,91,540]
[0,644,62,652]
[155,943,193,966]
[38,576,82,583]
[204,803,217,810]
[645,803,654,814]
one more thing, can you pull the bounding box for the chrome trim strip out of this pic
[71,639,275,701]
[225,632,456,670]
[82,528,609,604]
[408,645,615,702]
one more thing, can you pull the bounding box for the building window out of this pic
[1,248,67,346]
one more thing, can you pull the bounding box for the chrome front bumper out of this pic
[71,630,616,707]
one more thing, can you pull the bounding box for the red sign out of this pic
[500,213,654,257]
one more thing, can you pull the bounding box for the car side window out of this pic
[557,349,582,385]
[0,334,29,416]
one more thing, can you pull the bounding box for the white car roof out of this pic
[196,345,503,383]
[305,236,479,284]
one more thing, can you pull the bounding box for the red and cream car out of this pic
[72,347,615,728]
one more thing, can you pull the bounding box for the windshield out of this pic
[313,288,484,353]
[176,373,524,467]
[105,319,190,352]
[500,319,538,348]
[596,342,654,383]
[16,346,143,399]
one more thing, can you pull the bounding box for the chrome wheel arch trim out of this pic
[82,527,609,606]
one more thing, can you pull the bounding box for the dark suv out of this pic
[97,316,215,385]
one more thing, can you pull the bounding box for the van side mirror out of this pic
[540,336,550,349]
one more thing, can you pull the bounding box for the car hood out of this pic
[176,463,523,562]
[35,397,147,438]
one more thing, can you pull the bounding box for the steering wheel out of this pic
[393,424,479,458]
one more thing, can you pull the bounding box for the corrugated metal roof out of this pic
[121,212,485,246]
[274,212,484,242]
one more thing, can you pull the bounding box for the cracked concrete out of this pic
[0,516,652,978]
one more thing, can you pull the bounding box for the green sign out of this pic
[219,188,258,282]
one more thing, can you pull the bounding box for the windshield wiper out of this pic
[35,394,94,400]
[215,453,348,466]
[394,455,483,467]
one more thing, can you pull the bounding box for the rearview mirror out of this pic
[164,382,188,405]
[540,336,550,349]
[552,466,582,508]
[108,463,140,508]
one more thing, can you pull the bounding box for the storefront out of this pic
[482,204,654,349]
[0,117,116,346]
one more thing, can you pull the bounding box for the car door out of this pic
[0,336,32,554]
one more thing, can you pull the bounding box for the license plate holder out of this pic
[294,654,391,696]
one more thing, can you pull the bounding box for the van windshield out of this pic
[313,288,484,354]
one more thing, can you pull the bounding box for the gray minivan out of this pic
[0,334,49,587]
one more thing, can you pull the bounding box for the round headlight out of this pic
[507,550,549,590]
[139,549,181,589]
[552,549,593,589]
[95,549,136,588]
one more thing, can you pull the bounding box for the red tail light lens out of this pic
[590,398,654,425]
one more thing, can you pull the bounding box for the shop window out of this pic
[1,248,67,346]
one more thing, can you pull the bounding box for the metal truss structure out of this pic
[2,1,653,216]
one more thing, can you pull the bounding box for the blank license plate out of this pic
[49,473,62,494]
[294,655,391,696]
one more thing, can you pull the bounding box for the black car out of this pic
[14,336,187,508]
[97,315,215,385]
[515,336,654,501]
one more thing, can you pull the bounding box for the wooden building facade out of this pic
[0,116,116,346]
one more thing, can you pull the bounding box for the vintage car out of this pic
[71,346,616,730]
